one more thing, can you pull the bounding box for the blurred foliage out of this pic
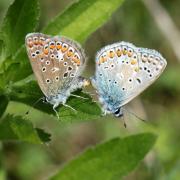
[51,133,156,180]
[0,0,180,179]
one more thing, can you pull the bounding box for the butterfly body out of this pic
[25,33,88,110]
[92,42,167,117]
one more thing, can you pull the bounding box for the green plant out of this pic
[0,0,157,179]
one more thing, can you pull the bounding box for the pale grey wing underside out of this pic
[94,42,167,108]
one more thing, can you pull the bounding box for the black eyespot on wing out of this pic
[68,66,72,71]
[136,78,141,83]
[63,72,68,78]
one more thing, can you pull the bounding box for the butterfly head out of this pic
[45,93,69,107]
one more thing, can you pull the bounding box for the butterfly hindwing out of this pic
[93,42,167,112]
[25,33,86,98]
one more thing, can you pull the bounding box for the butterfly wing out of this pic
[25,33,86,98]
[93,42,167,112]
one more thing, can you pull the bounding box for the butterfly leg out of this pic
[70,94,88,100]
[82,90,96,97]
[63,103,77,113]
[53,104,60,119]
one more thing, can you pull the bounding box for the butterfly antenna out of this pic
[123,116,127,128]
[122,107,147,123]
[25,97,44,115]
[70,94,88,100]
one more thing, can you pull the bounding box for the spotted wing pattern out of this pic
[93,42,167,111]
[25,33,86,98]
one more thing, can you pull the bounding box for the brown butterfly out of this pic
[25,33,89,117]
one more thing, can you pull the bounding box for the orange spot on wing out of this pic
[99,56,107,64]
[131,59,137,65]
[116,49,122,57]
[67,49,74,57]
[56,45,62,50]
[28,41,33,48]
[62,44,68,52]
[72,54,81,65]
[134,67,139,72]
[50,45,55,49]
[128,52,133,57]
[108,51,115,58]
[44,49,49,55]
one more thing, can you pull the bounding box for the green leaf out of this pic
[43,0,124,43]
[0,95,9,118]
[51,133,156,180]
[0,0,40,57]
[0,46,32,84]
[8,79,101,121]
[0,114,51,144]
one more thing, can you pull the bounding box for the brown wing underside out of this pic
[25,33,86,97]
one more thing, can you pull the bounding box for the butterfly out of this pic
[25,33,89,116]
[91,42,167,118]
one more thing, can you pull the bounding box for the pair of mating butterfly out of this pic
[25,33,167,119]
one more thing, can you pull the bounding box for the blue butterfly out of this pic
[91,42,167,117]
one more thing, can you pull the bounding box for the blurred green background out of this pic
[0,0,180,179]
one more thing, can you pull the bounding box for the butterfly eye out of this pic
[64,62,67,66]
[49,41,55,49]
[62,43,68,52]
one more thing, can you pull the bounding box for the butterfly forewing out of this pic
[94,42,167,109]
[25,33,86,98]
